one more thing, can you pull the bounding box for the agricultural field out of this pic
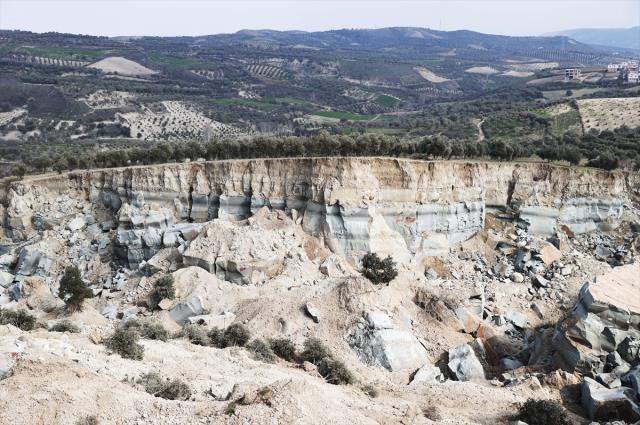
[118,101,249,141]
[213,98,278,110]
[0,108,27,127]
[246,64,290,80]
[576,97,640,131]
[413,66,450,83]
[501,70,534,78]
[375,94,400,108]
[312,111,378,121]
[465,66,499,75]
[81,90,136,110]
[542,87,606,101]
[147,52,202,67]
[190,69,224,80]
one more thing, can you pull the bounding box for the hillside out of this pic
[544,26,640,50]
[0,27,638,176]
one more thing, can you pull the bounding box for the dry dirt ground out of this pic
[500,70,534,78]
[464,67,499,75]
[413,67,451,83]
[88,57,158,77]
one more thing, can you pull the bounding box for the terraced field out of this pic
[246,64,290,79]
[577,97,640,131]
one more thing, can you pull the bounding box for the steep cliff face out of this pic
[4,158,638,264]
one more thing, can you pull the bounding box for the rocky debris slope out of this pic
[0,158,639,424]
[551,263,640,422]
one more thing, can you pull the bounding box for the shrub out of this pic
[58,265,92,311]
[75,416,98,425]
[300,337,332,365]
[209,324,251,348]
[208,327,222,347]
[0,309,37,331]
[517,399,571,425]
[104,327,144,360]
[269,338,297,362]
[361,253,398,284]
[148,275,175,310]
[587,152,619,171]
[422,404,442,421]
[223,324,251,347]
[362,384,379,398]
[49,319,80,333]
[317,357,354,385]
[256,386,274,406]
[182,324,209,346]
[247,339,276,363]
[138,372,191,401]
[225,402,238,416]
[124,319,168,341]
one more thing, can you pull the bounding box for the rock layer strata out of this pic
[3,158,638,265]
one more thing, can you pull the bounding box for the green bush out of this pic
[300,337,331,365]
[208,327,222,346]
[148,275,175,309]
[182,324,209,346]
[517,399,571,425]
[209,324,251,348]
[247,339,276,363]
[124,319,168,341]
[0,309,37,331]
[104,327,144,360]
[223,324,251,347]
[361,253,398,284]
[317,357,354,385]
[138,372,191,401]
[269,338,297,362]
[58,265,92,311]
[49,319,80,333]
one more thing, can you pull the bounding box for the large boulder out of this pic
[553,263,640,375]
[14,246,53,277]
[165,267,230,324]
[20,277,61,312]
[581,377,640,422]
[410,363,445,385]
[621,366,640,395]
[0,271,14,289]
[169,295,205,324]
[448,343,485,381]
[348,311,429,372]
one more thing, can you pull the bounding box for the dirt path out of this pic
[474,118,485,142]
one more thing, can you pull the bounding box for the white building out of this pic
[629,71,640,83]
[564,68,581,81]
[608,64,620,73]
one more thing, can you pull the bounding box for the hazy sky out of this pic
[0,0,638,37]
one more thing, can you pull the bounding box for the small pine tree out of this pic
[58,266,92,311]
[361,253,398,284]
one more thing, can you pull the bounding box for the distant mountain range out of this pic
[544,27,640,51]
